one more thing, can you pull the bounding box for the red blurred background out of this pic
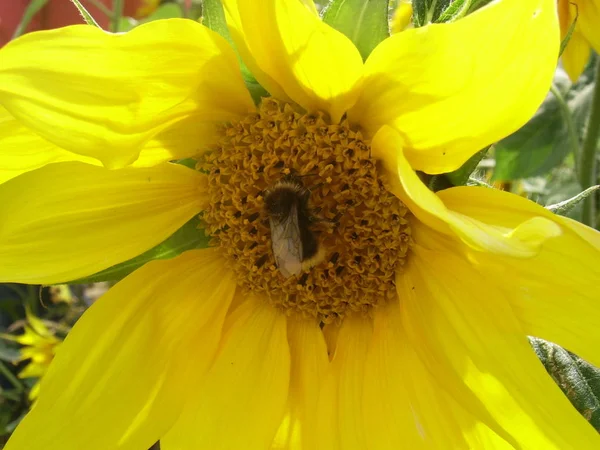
[0,0,151,46]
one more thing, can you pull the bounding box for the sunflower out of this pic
[391,1,413,33]
[558,0,600,81]
[0,0,599,448]
[1,309,61,401]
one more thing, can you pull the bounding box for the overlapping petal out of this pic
[317,316,372,450]
[350,0,559,173]
[0,19,254,168]
[5,249,236,450]
[222,0,363,122]
[0,106,218,182]
[0,106,99,184]
[271,318,328,449]
[365,300,516,449]
[436,186,600,368]
[576,0,600,52]
[0,162,207,284]
[561,29,592,81]
[162,296,290,450]
[372,126,562,257]
[393,245,600,448]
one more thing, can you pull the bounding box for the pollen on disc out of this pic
[201,98,412,323]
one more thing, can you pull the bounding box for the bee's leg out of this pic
[309,208,341,225]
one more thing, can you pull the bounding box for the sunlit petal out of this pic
[0,19,254,168]
[222,0,363,122]
[5,249,236,450]
[351,0,559,173]
[394,245,600,448]
[365,299,515,449]
[317,315,372,450]
[0,162,206,284]
[372,126,561,257]
[162,296,290,450]
[437,186,600,368]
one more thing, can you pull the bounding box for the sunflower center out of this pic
[202,99,412,323]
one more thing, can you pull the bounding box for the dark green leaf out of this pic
[435,0,470,23]
[493,69,595,181]
[68,217,211,284]
[322,0,389,60]
[531,338,600,431]
[466,0,495,13]
[445,147,489,186]
[412,0,448,26]
[412,0,495,26]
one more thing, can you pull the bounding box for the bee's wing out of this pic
[269,204,303,278]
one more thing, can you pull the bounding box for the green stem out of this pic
[550,84,581,176]
[111,0,123,32]
[0,361,23,393]
[579,59,600,228]
[85,0,114,18]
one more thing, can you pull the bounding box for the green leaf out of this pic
[413,0,495,26]
[12,0,50,39]
[68,0,102,27]
[435,0,470,23]
[493,68,595,181]
[465,0,495,14]
[546,185,600,216]
[322,0,389,60]
[423,147,488,191]
[531,337,600,431]
[412,0,448,26]
[68,217,211,284]
[446,147,489,186]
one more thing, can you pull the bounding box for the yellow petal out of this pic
[162,296,290,450]
[317,315,372,450]
[372,126,562,256]
[0,106,215,182]
[0,19,254,168]
[24,307,53,338]
[5,249,236,450]
[558,0,592,82]
[391,2,413,34]
[350,0,559,173]
[222,0,363,122]
[133,116,220,167]
[0,106,99,184]
[577,0,600,52]
[394,245,600,448]
[561,30,591,82]
[272,317,328,450]
[365,299,515,449]
[0,162,207,284]
[437,186,600,368]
